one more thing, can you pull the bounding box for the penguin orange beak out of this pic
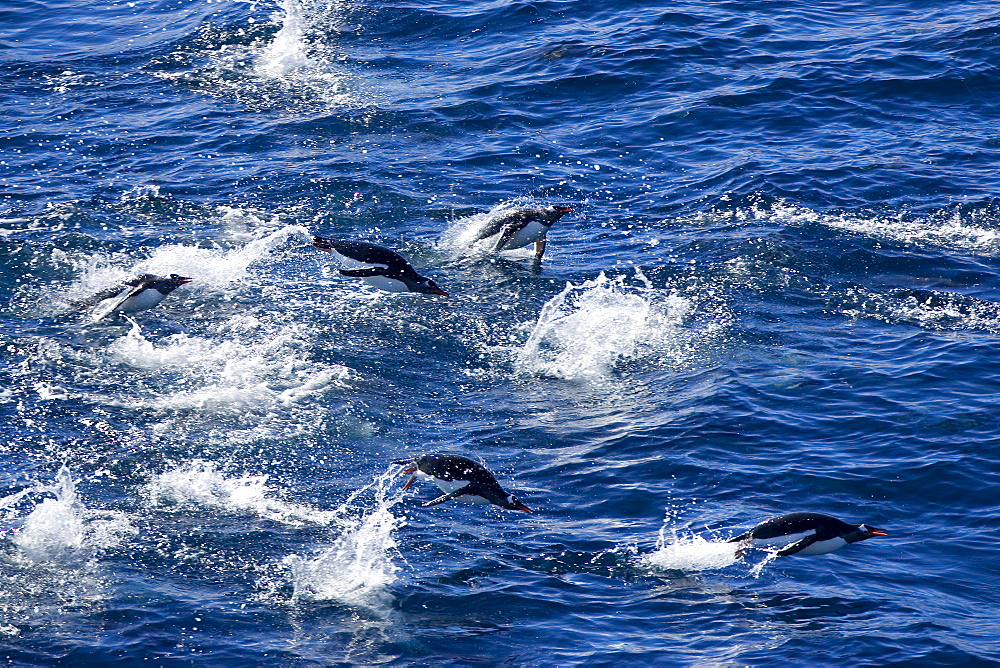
[433,286,449,297]
[177,277,193,284]
[558,206,574,214]
[870,528,888,536]
[515,503,532,513]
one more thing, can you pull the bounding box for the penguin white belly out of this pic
[500,221,548,250]
[795,536,847,555]
[117,288,167,313]
[362,275,409,293]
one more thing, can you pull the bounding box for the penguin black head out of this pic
[165,274,192,287]
[500,493,532,513]
[541,205,573,223]
[414,277,448,297]
[844,523,888,544]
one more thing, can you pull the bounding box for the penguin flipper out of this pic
[494,223,520,251]
[89,285,146,322]
[339,267,389,278]
[776,535,820,557]
[422,485,472,507]
[472,219,503,244]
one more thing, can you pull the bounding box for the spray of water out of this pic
[642,523,740,573]
[10,466,136,564]
[283,467,403,612]
[516,272,711,380]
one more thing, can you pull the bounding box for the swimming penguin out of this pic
[729,512,887,557]
[393,454,532,512]
[75,273,192,321]
[312,237,448,296]
[472,205,573,260]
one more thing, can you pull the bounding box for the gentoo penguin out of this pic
[472,205,573,260]
[394,454,531,512]
[729,512,887,557]
[312,237,448,296]
[75,273,192,321]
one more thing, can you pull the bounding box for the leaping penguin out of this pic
[471,205,573,260]
[394,454,531,512]
[729,512,888,557]
[75,273,192,321]
[313,237,448,296]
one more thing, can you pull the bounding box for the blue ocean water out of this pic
[2,0,1000,663]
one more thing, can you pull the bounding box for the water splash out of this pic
[747,550,780,578]
[10,466,136,564]
[255,0,316,78]
[146,460,339,526]
[240,0,357,107]
[516,272,712,380]
[283,468,403,612]
[642,525,740,573]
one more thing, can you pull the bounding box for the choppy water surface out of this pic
[2,0,1000,664]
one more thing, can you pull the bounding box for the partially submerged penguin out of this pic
[394,454,531,512]
[75,273,192,321]
[471,205,573,260]
[729,512,887,557]
[312,237,448,296]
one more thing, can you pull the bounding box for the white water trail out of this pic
[146,460,340,526]
[283,468,403,613]
[252,0,352,101]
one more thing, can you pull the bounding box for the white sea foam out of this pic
[146,460,338,526]
[250,0,357,106]
[283,468,402,612]
[819,207,1000,255]
[516,272,716,380]
[835,286,1000,335]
